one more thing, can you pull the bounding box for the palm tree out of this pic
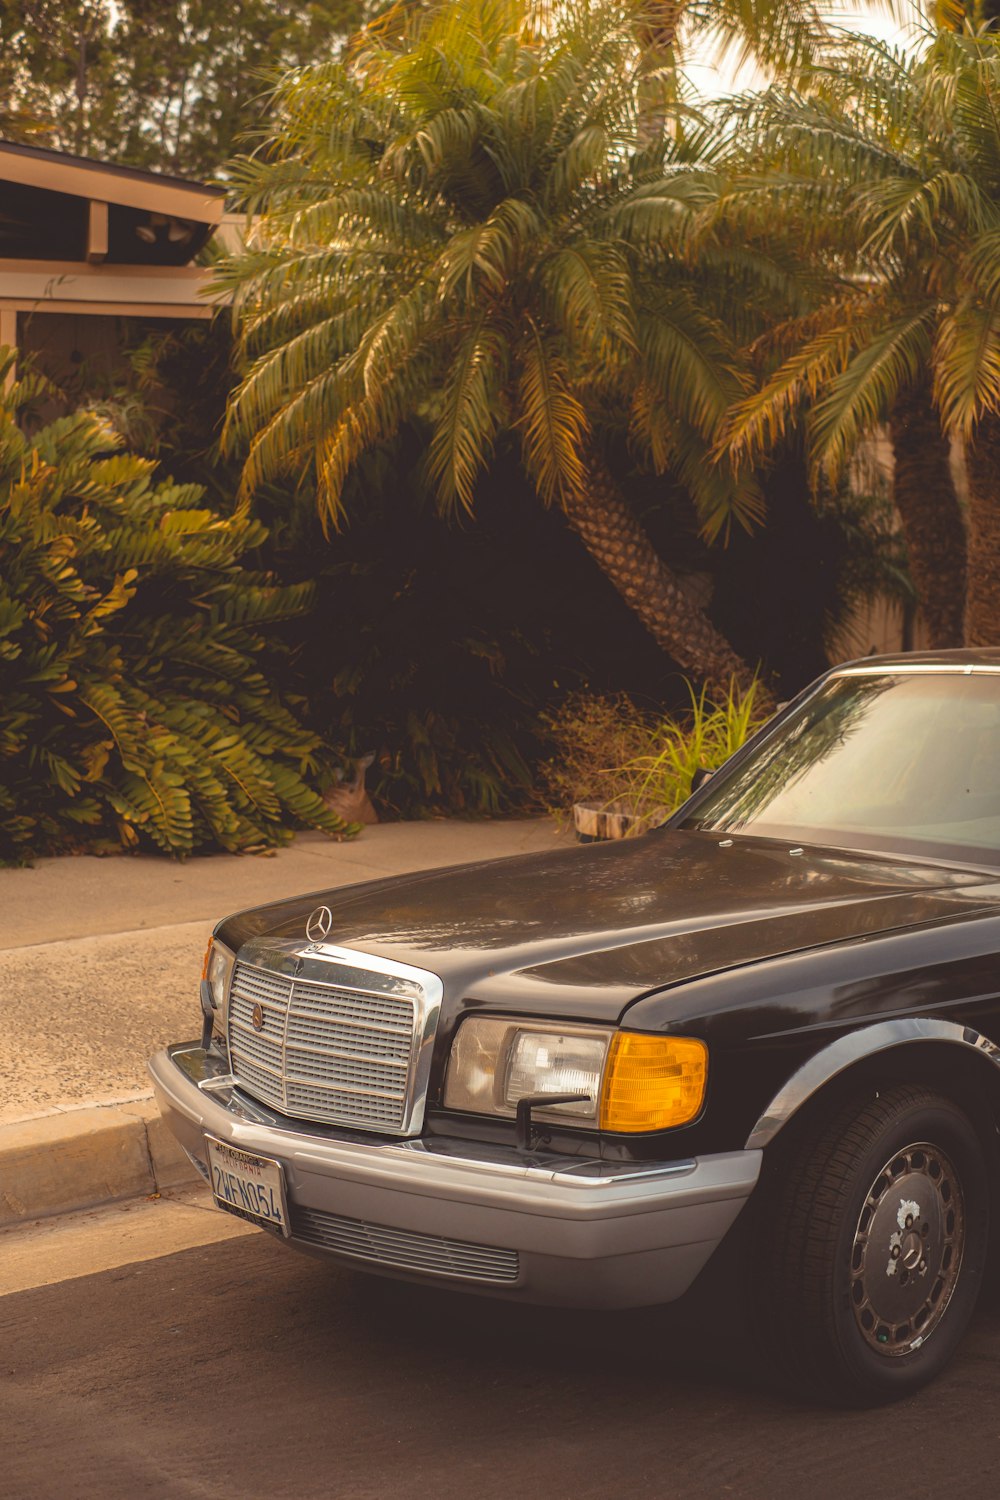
[627,0,829,147]
[889,380,966,646]
[633,0,905,76]
[719,31,1000,645]
[216,0,781,695]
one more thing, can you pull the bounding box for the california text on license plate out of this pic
[206,1137,290,1236]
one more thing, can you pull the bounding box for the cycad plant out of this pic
[0,363,357,862]
[216,0,770,696]
[720,29,1000,646]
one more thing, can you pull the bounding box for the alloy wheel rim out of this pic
[849,1141,965,1357]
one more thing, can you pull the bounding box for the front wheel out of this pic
[754,1084,991,1405]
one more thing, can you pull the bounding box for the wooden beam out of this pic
[0,144,224,223]
[87,200,109,263]
[0,265,226,309]
[0,305,17,391]
[0,257,217,280]
[12,299,216,319]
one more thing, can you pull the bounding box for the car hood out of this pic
[217,831,1000,1023]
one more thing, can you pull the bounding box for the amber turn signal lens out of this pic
[599,1034,708,1132]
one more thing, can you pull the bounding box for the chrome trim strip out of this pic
[207,937,236,1037]
[271,1038,409,1067]
[278,957,293,1115]
[239,958,415,1008]
[299,1141,699,1188]
[746,1017,1000,1150]
[833,664,997,676]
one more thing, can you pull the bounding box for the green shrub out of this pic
[0,363,358,862]
[536,693,658,823]
[539,681,768,834]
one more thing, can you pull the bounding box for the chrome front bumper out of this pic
[149,1043,761,1309]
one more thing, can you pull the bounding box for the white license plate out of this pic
[206,1137,290,1237]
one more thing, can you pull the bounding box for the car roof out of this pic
[832,649,1000,674]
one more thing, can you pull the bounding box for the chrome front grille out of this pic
[290,1205,520,1284]
[228,957,425,1133]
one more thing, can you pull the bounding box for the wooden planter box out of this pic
[572,799,667,843]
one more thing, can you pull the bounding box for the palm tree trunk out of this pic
[964,413,1000,646]
[560,448,767,702]
[635,1,684,54]
[633,2,684,142]
[889,386,966,648]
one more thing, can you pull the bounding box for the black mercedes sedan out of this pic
[150,651,1000,1406]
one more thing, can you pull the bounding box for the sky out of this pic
[683,0,927,98]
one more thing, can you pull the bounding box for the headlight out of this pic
[443,1018,707,1133]
[201,937,235,1036]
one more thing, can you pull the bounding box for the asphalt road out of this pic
[5,1224,1000,1500]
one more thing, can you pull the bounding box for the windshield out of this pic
[680,671,1000,866]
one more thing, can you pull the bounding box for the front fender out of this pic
[745,1017,1000,1149]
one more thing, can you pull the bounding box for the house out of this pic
[0,140,228,395]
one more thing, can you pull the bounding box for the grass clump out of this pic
[539,681,768,835]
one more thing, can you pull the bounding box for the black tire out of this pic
[753,1084,991,1406]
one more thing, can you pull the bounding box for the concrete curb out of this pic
[0,1097,199,1228]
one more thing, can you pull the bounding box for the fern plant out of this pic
[0,363,358,862]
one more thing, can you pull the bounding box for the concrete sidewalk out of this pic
[0,818,564,1226]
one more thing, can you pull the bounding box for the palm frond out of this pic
[812,309,933,476]
[637,290,748,444]
[934,299,1000,436]
[517,319,590,505]
[426,319,509,512]
[724,307,865,469]
[538,240,636,359]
